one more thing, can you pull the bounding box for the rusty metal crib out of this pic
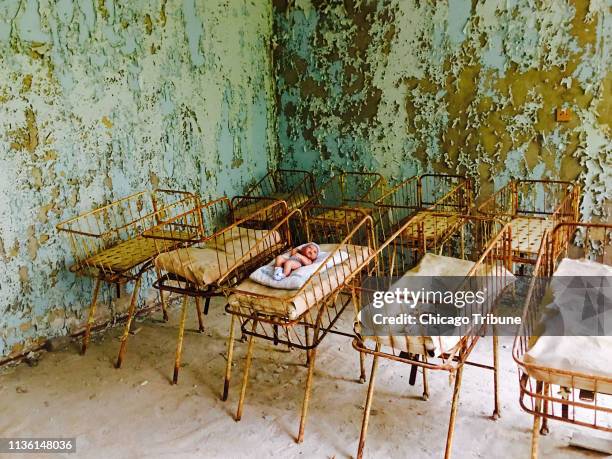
[353,212,515,459]
[146,198,291,384]
[304,171,387,231]
[513,222,612,458]
[223,207,376,442]
[478,179,580,269]
[231,169,317,226]
[374,174,473,243]
[56,189,199,367]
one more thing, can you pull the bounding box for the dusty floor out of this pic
[0,296,608,459]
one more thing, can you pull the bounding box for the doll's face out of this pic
[300,244,319,261]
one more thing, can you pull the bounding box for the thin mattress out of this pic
[155,228,281,286]
[510,217,554,255]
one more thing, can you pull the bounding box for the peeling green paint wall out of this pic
[0,0,277,358]
[273,0,611,218]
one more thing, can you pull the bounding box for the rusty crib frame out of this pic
[353,212,515,459]
[223,207,376,442]
[231,169,316,226]
[373,174,473,242]
[512,222,612,458]
[478,179,580,267]
[56,189,199,367]
[146,198,291,384]
[304,171,387,241]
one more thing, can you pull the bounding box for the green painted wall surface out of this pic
[273,0,611,217]
[0,0,276,358]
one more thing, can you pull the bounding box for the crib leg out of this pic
[156,267,169,322]
[357,353,379,459]
[222,314,236,401]
[444,365,464,459]
[304,327,311,367]
[422,354,429,401]
[351,288,366,383]
[81,278,102,355]
[115,277,142,369]
[531,381,544,458]
[204,296,210,315]
[172,295,189,385]
[195,297,205,333]
[492,334,500,420]
[236,333,256,421]
[540,383,550,435]
[297,348,317,443]
[359,352,366,384]
[531,414,541,459]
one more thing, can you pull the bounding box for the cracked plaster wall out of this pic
[0,0,277,358]
[273,0,611,218]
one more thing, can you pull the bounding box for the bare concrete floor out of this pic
[0,296,608,459]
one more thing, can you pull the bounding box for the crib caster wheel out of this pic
[422,392,429,401]
[491,411,500,421]
[540,425,549,435]
[359,376,366,384]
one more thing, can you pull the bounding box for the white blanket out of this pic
[249,249,349,290]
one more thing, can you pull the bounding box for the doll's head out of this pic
[300,243,319,261]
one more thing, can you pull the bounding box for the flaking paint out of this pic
[273,0,611,216]
[0,0,277,358]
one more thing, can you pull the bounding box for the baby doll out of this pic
[273,242,320,280]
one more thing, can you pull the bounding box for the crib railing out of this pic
[513,222,612,457]
[312,171,387,208]
[478,179,579,221]
[231,169,316,219]
[57,189,197,281]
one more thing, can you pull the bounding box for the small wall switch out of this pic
[556,108,571,122]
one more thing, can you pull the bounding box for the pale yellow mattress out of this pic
[233,192,310,220]
[310,206,373,224]
[389,212,461,243]
[228,243,373,320]
[155,229,281,286]
[511,217,554,255]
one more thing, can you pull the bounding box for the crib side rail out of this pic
[340,172,388,205]
[420,174,472,213]
[513,224,612,432]
[513,230,550,365]
[550,221,612,272]
[477,182,516,219]
[514,179,577,218]
[375,175,420,210]
[275,168,316,200]
[309,172,386,210]
[57,190,198,276]
[149,200,291,293]
[216,204,295,288]
[232,169,315,212]
[549,184,581,226]
[235,170,277,203]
